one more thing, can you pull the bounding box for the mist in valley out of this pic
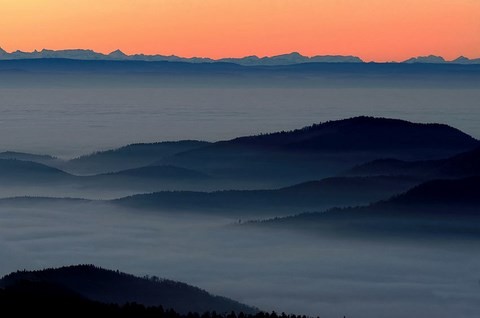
[1,65,480,317]
[0,87,479,158]
[0,199,479,318]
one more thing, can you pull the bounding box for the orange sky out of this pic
[1,0,479,61]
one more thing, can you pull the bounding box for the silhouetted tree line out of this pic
[1,264,255,314]
[0,281,320,318]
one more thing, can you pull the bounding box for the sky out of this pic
[0,0,479,61]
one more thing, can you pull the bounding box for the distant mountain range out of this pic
[0,265,256,314]
[1,47,479,65]
[403,55,480,64]
[2,58,479,90]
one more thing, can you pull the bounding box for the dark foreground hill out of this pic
[1,277,302,318]
[0,265,256,314]
[253,177,480,239]
[1,282,294,318]
[1,283,294,318]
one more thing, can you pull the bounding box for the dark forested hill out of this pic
[345,147,480,179]
[0,159,73,184]
[1,117,477,194]
[254,177,480,239]
[113,176,418,217]
[225,116,477,153]
[0,151,59,165]
[0,265,256,314]
[85,165,211,191]
[97,165,209,180]
[387,176,480,206]
[64,141,210,174]
[158,117,478,184]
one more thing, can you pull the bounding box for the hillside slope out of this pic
[0,265,256,314]
[159,117,478,184]
[254,177,480,238]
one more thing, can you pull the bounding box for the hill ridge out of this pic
[0,264,256,314]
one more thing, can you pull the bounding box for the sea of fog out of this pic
[0,87,479,157]
[0,201,479,318]
[0,84,479,317]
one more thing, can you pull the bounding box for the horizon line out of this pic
[1,46,479,63]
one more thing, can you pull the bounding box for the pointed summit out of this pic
[108,49,128,59]
[0,47,7,55]
[452,56,472,64]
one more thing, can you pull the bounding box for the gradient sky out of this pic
[1,0,479,61]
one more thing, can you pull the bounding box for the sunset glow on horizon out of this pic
[1,0,479,62]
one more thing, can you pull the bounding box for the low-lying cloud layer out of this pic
[0,87,479,158]
[1,200,479,318]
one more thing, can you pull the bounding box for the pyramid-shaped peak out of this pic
[452,56,471,63]
[109,49,128,57]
